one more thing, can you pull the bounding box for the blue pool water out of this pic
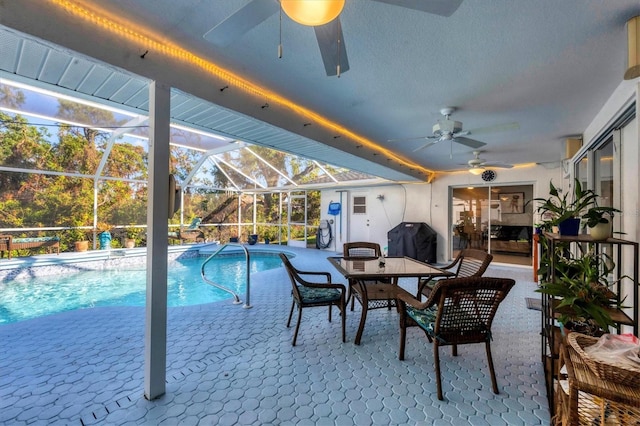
[0,254,283,324]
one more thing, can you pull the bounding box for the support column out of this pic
[144,81,171,400]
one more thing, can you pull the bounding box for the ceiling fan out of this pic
[389,107,519,153]
[203,0,463,76]
[466,150,513,174]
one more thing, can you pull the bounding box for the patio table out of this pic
[328,256,453,345]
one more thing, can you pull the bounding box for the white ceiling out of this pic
[1,0,639,181]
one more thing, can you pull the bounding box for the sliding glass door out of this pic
[451,184,534,266]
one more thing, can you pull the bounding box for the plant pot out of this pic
[264,238,270,244]
[75,240,89,252]
[248,234,258,245]
[124,238,136,249]
[589,221,611,240]
[558,218,580,236]
[563,320,605,337]
[229,237,239,243]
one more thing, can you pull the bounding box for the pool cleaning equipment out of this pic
[316,219,333,249]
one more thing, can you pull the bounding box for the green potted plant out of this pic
[125,225,141,248]
[536,248,624,335]
[582,204,620,240]
[533,179,598,236]
[69,228,89,252]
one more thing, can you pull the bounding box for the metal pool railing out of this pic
[200,243,252,309]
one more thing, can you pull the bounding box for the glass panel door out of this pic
[451,186,489,257]
[451,184,534,266]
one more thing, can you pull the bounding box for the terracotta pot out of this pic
[75,240,89,252]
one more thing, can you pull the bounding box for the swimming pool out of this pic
[0,253,284,324]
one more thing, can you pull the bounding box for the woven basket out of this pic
[568,333,640,388]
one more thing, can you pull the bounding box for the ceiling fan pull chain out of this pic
[278,3,283,59]
[336,28,341,77]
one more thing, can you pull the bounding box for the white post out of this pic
[144,81,170,400]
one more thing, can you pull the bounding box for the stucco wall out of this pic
[321,164,559,263]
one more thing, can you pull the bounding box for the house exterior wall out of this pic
[321,163,559,262]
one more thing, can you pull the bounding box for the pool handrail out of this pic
[200,243,252,309]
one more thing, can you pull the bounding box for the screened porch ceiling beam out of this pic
[210,157,239,191]
[181,142,248,188]
[95,115,149,179]
[245,147,297,187]
[213,156,265,189]
[0,165,144,183]
[313,161,339,183]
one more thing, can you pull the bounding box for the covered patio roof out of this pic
[0,26,420,188]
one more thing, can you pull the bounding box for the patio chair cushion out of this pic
[13,236,60,243]
[406,303,489,343]
[297,285,342,304]
[406,305,438,333]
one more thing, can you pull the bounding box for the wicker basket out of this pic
[568,333,640,388]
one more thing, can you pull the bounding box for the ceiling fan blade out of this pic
[464,122,520,136]
[387,135,438,142]
[314,18,349,76]
[483,162,514,169]
[412,141,437,152]
[454,136,487,149]
[203,0,279,47]
[371,0,463,17]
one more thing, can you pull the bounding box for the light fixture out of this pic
[281,0,345,26]
[625,15,640,80]
[469,167,484,175]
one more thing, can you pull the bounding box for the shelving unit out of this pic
[539,232,639,413]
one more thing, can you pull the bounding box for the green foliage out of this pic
[536,247,625,330]
[533,179,598,225]
[0,98,322,254]
[582,205,620,228]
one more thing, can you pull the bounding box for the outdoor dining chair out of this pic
[418,248,493,299]
[397,276,515,400]
[343,242,395,311]
[279,253,346,346]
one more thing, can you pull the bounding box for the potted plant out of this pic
[533,179,598,236]
[124,225,141,248]
[536,248,624,335]
[582,204,620,240]
[69,228,89,252]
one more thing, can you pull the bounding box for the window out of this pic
[353,196,366,214]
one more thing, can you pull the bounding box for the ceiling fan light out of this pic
[625,15,640,80]
[469,167,484,175]
[281,0,345,27]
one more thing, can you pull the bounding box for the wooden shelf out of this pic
[551,299,633,326]
[541,232,638,246]
[539,232,639,416]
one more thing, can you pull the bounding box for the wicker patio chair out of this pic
[343,242,395,311]
[417,248,493,299]
[398,276,515,400]
[279,253,346,346]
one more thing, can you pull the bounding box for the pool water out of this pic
[0,254,283,324]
